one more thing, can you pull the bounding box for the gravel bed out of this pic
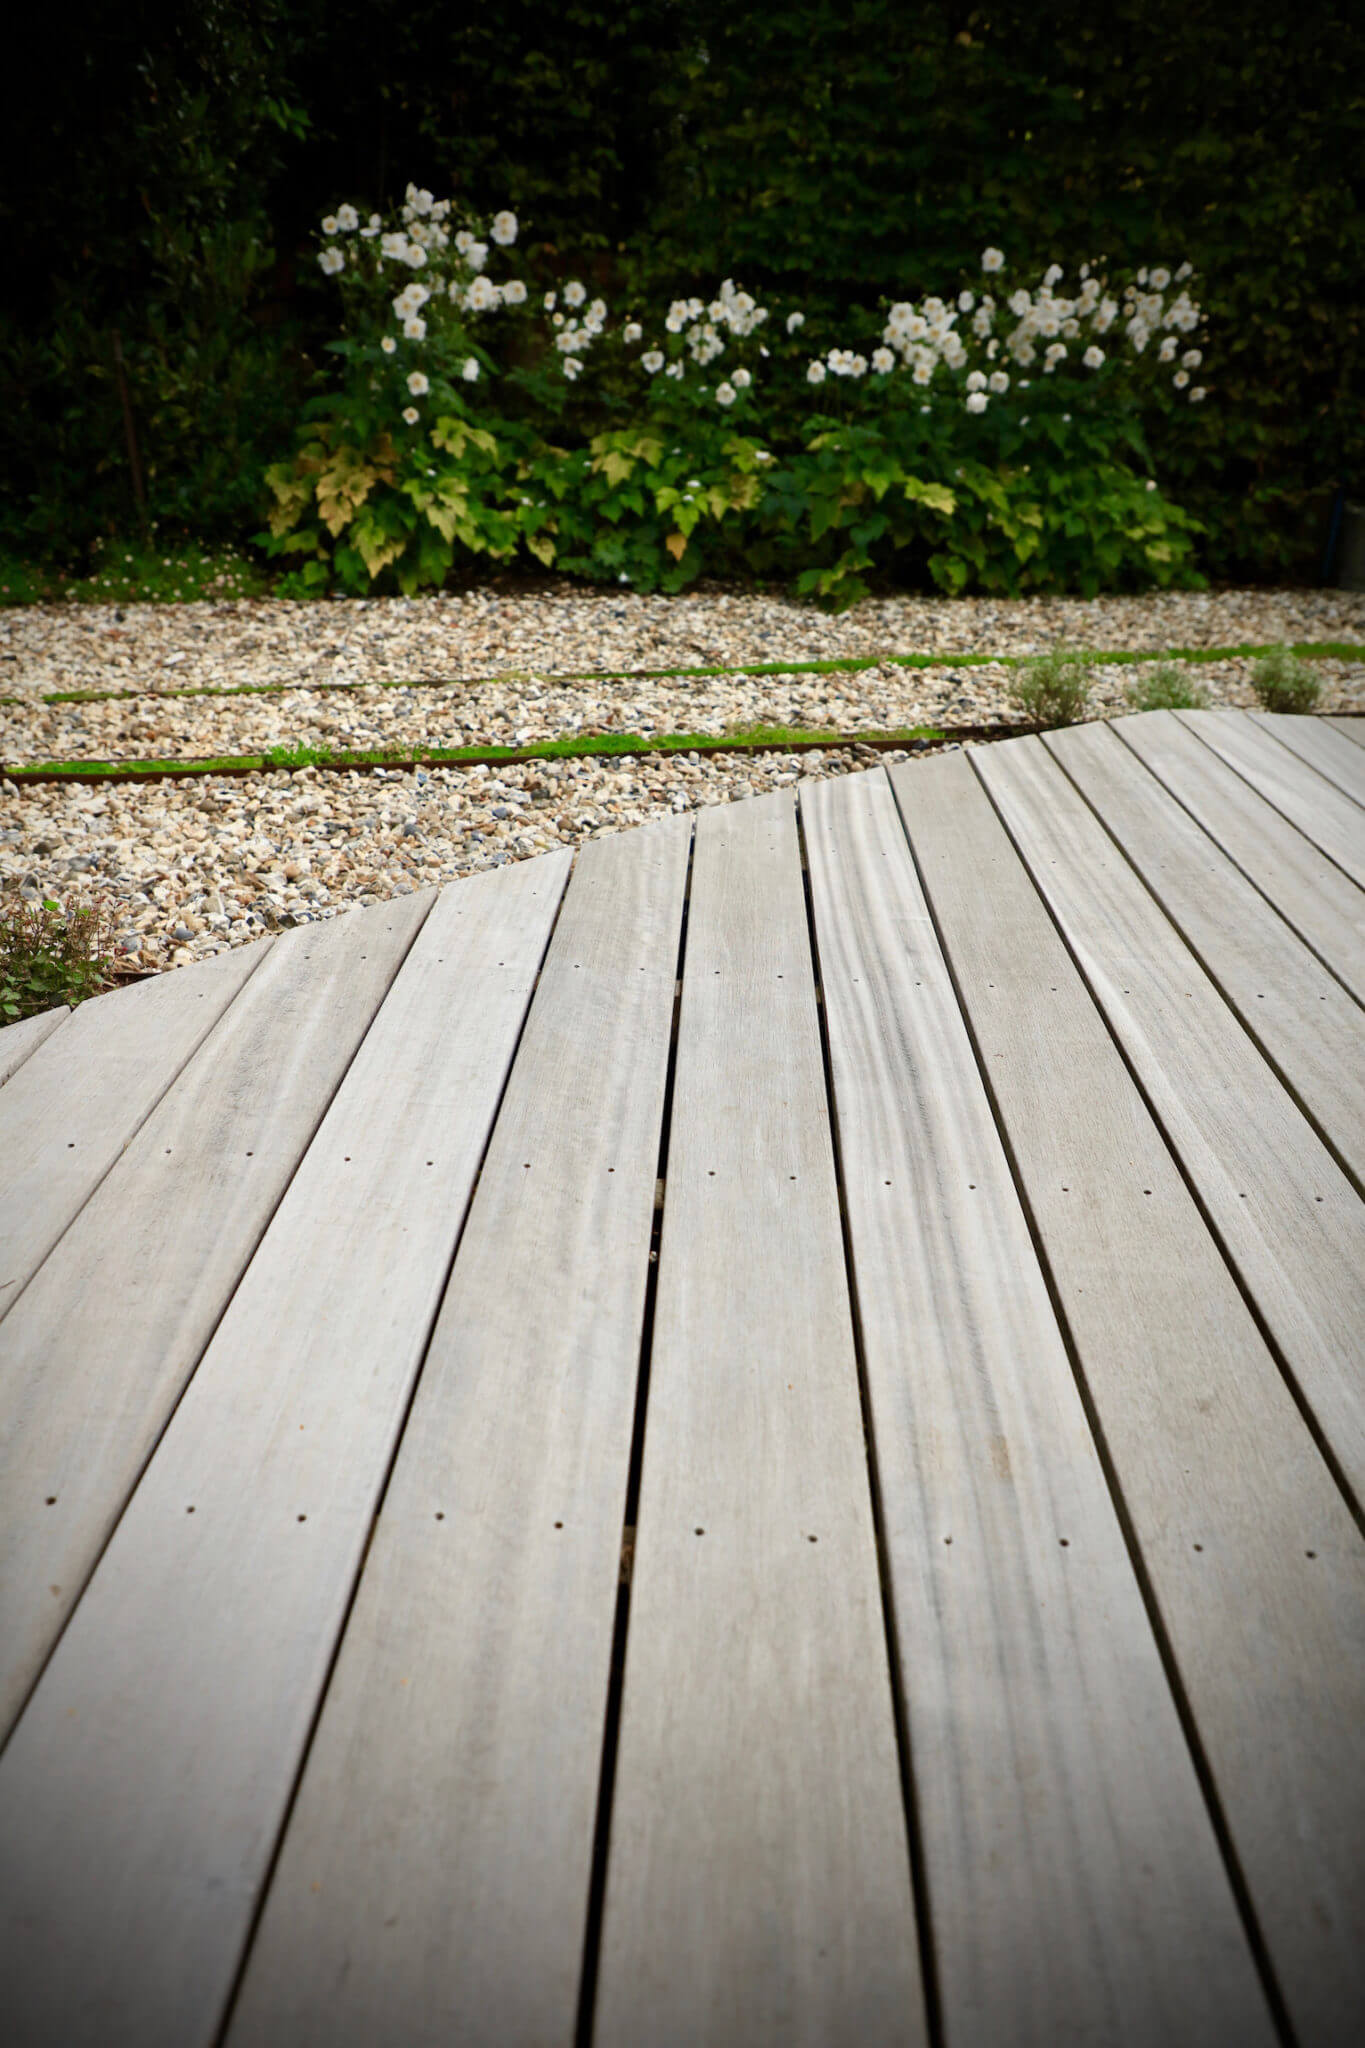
[5,656,1363,767]
[1,747,925,971]
[3,585,1363,699]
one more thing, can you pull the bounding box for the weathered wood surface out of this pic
[1114,710,1365,1006]
[0,894,431,1742]
[804,767,1270,2048]
[0,943,263,1326]
[1181,709,1365,888]
[1249,710,1365,806]
[975,734,1365,1506]
[1046,719,1365,1190]
[896,748,1365,2048]
[0,1006,66,1088]
[1326,715,1365,748]
[594,792,926,2048]
[0,854,570,2048]
[228,821,690,2048]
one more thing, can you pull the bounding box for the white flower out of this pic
[1137,267,1148,285]
[406,185,434,216]
[1146,478,1157,490]
[957,290,975,313]
[1173,369,1190,388]
[912,361,934,385]
[563,357,582,380]
[871,346,895,374]
[1158,335,1178,362]
[466,275,500,312]
[380,336,397,355]
[986,338,999,359]
[965,390,989,413]
[1008,288,1031,317]
[502,279,527,305]
[972,306,994,337]
[1093,297,1117,333]
[623,321,643,343]
[715,381,736,405]
[1182,348,1202,367]
[786,310,805,333]
[336,204,359,232]
[360,213,381,238]
[1176,261,1194,280]
[981,247,1005,272]
[406,370,430,396]
[402,316,426,340]
[321,215,339,236]
[490,209,518,246]
[1083,344,1105,369]
[455,230,475,254]
[402,406,420,425]
[732,366,752,387]
[665,361,684,379]
[462,358,480,383]
[464,241,486,271]
[1150,267,1171,290]
[966,369,987,392]
[563,279,586,307]
[1043,342,1067,371]
[641,349,664,373]
[1189,386,1207,402]
[317,246,345,275]
[1043,263,1063,287]
[988,369,1010,393]
[806,360,827,384]
[406,243,427,268]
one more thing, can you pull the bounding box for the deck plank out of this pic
[227,821,690,2048]
[0,1005,66,1087]
[1180,710,1365,887]
[1113,710,1365,1006]
[974,735,1365,1503]
[1326,716,1365,748]
[593,792,926,2048]
[1046,720,1365,1190]
[0,944,264,1326]
[0,853,570,2048]
[1248,711,1365,806]
[0,894,432,1743]
[894,748,1365,2048]
[803,767,1271,2048]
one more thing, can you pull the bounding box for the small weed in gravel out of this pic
[1124,661,1210,711]
[1250,646,1322,713]
[1,888,119,1021]
[1009,650,1093,728]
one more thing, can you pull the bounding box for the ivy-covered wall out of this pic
[3,0,1359,582]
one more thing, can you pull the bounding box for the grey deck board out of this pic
[0,1005,66,1087]
[227,820,690,2048]
[0,853,570,2048]
[974,735,1365,1503]
[593,792,926,2048]
[895,748,1365,2048]
[1113,710,1365,1006]
[0,944,264,1326]
[1181,709,1365,887]
[0,894,431,1743]
[1326,716,1365,748]
[803,768,1270,2048]
[1249,711,1365,806]
[1046,719,1365,1190]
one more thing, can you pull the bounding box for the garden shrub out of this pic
[1125,662,1209,710]
[1250,648,1322,713]
[1009,651,1094,728]
[1,891,118,1022]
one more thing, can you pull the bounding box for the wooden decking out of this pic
[1,707,1362,2048]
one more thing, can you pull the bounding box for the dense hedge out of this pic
[3,0,1360,584]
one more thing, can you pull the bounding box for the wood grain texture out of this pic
[806,768,1271,2048]
[974,736,1365,1506]
[0,943,264,1325]
[0,893,432,1744]
[1114,710,1365,1006]
[1326,716,1365,749]
[1046,719,1365,1190]
[0,1006,65,1087]
[0,853,570,2048]
[594,792,926,2048]
[1248,712,1365,806]
[228,820,690,2048]
[896,748,1365,2048]
[1180,710,1365,887]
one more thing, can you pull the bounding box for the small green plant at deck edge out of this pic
[1124,661,1209,711]
[1009,649,1094,728]
[1,890,120,1021]
[1250,647,1322,714]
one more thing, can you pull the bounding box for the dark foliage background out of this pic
[3,0,1360,582]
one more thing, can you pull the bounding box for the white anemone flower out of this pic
[965,369,987,392]
[665,361,684,378]
[965,390,989,413]
[405,243,427,268]
[380,232,408,261]
[1182,348,1202,367]
[563,358,582,380]
[402,316,426,340]
[912,361,934,385]
[360,213,382,237]
[318,246,345,275]
[462,358,480,383]
[502,279,528,305]
[402,406,420,425]
[1173,369,1190,388]
[334,205,360,232]
[988,369,1010,393]
[544,291,557,311]
[786,310,805,333]
[464,242,487,272]
[1158,336,1178,362]
[715,381,736,406]
[1008,288,1031,316]
[490,210,518,246]
[1189,386,1207,402]
[871,347,895,374]
[1043,263,1063,287]
[380,336,397,355]
[455,230,475,253]
[958,290,975,312]
[466,276,500,312]
[563,280,587,307]
[407,370,430,395]
[732,366,752,388]
[641,349,664,373]
[1176,261,1194,280]
[1083,344,1105,369]
[806,360,827,384]
[321,215,339,235]
[622,321,643,343]
[1150,267,1171,290]
[981,247,1005,272]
